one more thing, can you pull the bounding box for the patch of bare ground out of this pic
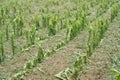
[79,12,120,80]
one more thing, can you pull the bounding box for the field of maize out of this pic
[0,0,120,80]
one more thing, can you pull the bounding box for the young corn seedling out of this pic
[42,13,50,28]
[48,15,58,36]
[87,17,109,57]
[15,15,24,36]
[13,17,17,36]
[37,46,44,62]
[32,57,39,67]
[66,9,87,41]
[0,7,5,25]
[0,32,4,62]
[11,34,15,56]
[111,54,120,80]
[55,68,72,80]
[5,23,9,41]
[29,26,36,45]
[24,29,30,46]
[55,53,87,80]
[71,53,85,80]
[111,5,117,22]
[87,25,94,56]
[19,15,24,36]
[24,61,32,69]
[34,14,40,30]
[110,2,120,22]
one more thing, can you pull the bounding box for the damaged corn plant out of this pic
[55,52,87,80]
[111,53,120,80]
[13,45,44,79]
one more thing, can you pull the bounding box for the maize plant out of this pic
[55,53,87,80]
[33,14,40,30]
[45,40,65,57]
[111,5,117,22]
[0,10,5,25]
[66,9,87,41]
[55,68,72,80]
[111,2,120,22]
[11,34,15,56]
[0,32,4,62]
[5,23,9,40]
[29,27,36,45]
[87,25,94,56]
[24,61,32,69]
[71,53,85,80]
[48,14,58,36]
[15,15,24,36]
[55,41,65,50]
[24,29,29,45]
[42,13,50,28]
[14,46,44,79]
[97,2,108,17]
[87,18,108,56]
[32,57,39,67]
[63,19,70,29]
[111,54,120,80]
[59,17,63,30]
[12,16,17,36]
[11,6,24,36]
[37,46,44,62]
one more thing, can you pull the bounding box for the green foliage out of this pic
[5,24,9,40]
[33,14,40,30]
[111,2,120,22]
[48,14,58,36]
[55,53,88,80]
[71,53,87,79]
[111,54,120,80]
[11,34,15,56]
[66,8,87,41]
[37,46,44,62]
[24,29,29,45]
[13,14,24,36]
[29,27,36,45]
[87,18,109,56]
[55,68,72,80]
[24,61,32,69]
[0,32,4,62]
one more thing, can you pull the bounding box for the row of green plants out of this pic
[96,0,116,17]
[110,1,120,80]
[111,53,120,80]
[66,8,87,41]
[0,32,15,62]
[55,1,120,79]
[87,1,120,80]
[87,0,120,57]
[12,45,44,79]
[87,18,109,56]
